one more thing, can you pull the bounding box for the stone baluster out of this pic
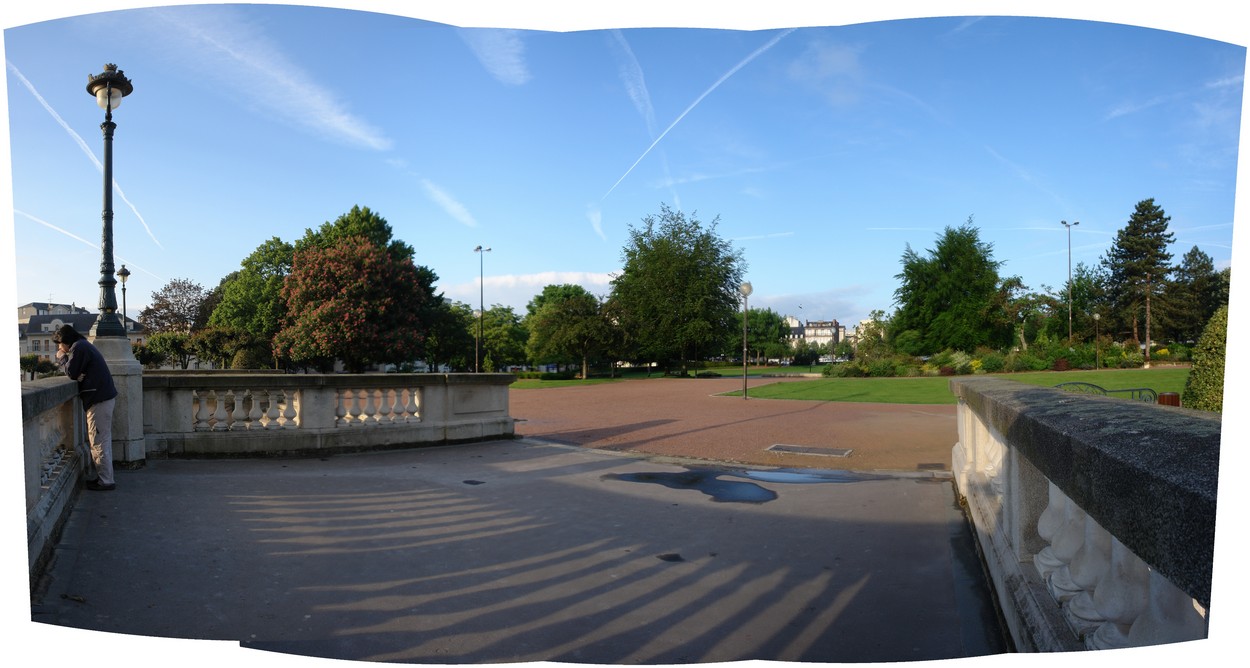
[389,389,406,423]
[231,388,250,431]
[342,390,362,427]
[265,388,283,430]
[406,387,421,423]
[1045,501,1088,603]
[1064,515,1113,636]
[1124,569,1208,647]
[1086,537,1151,649]
[362,389,379,425]
[247,388,264,430]
[193,389,212,431]
[1033,488,1069,581]
[335,388,349,427]
[281,389,298,428]
[376,389,393,424]
[211,389,230,431]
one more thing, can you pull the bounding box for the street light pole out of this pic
[474,245,491,373]
[86,64,133,339]
[740,281,752,399]
[1061,220,1079,343]
[117,264,130,333]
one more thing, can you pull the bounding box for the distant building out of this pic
[17,302,145,359]
[18,301,91,323]
[784,315,845,351]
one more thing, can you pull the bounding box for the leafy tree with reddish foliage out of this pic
[274,235,432,372]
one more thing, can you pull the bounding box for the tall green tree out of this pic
[736,307,790,364]
[526,285,608,378]
[423,301,477,372]
[891,219,1008,354]
[274,236,433,373]
[146,331,194,369]
[1162,246,1222,343]
[479,305,528,371]
[1101,198,1174,362]
[208,237,294,360]
[139,278,210,334]
[609,204,745,375]
[295,204,414,261]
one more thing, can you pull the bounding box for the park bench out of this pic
[1054,381,1158,403]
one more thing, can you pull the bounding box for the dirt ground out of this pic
[509,376,958,472]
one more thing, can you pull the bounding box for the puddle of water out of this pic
[601,467,901,503]
[601,470,778,503]
[732,469,894,484]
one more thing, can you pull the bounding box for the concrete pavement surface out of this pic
[512,376,958,472]
[31,378,1006,664]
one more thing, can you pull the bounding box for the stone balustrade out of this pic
[142,372,515,456]
[950,377,1218,652]
[22,377,86,577]
[24,372,515,581]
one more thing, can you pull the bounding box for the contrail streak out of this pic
[15,209,163,282]
[7,62,164,249]
[601,28,796,202]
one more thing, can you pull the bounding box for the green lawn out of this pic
[511,366,1192,404]
[726,367,1192,405]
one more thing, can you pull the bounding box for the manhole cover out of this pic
[767,444,852,457]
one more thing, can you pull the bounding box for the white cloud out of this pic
[460,28,532,86]
[443,271,615,312]
[150,6,392,151]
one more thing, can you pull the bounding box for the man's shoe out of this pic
[85,480,116,491]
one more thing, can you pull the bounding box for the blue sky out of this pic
[2,3,1242,331]
[2,4,1249,663]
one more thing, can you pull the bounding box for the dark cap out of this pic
[53,325,83,345]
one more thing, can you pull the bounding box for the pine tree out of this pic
[1101,198,1174,363]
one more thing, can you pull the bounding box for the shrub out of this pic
[867,359,897,377]
[1119,351,1144,368]
[1007,352,1049,372]
[977,350,1006,373]
[1183,305,1227,412]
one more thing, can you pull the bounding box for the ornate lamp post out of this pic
[474,245,491,373]
[117,264,130,332]
[86,64,133,339]
[1061,219,1079,344]
[740,281,752,399]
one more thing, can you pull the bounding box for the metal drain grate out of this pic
[768,444,852,457]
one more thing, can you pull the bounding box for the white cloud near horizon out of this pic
[460,28,532,86]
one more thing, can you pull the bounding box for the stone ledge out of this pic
[950,377,1220,607]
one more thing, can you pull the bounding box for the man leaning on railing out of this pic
[53,325,118,491]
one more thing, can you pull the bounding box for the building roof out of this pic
[18,312,144,339]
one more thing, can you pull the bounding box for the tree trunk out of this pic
[1144,279,1152,363]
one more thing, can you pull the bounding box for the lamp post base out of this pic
[92,336,146,467]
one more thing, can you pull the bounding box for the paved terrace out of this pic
[30,377,1008,663]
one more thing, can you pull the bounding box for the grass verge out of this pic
[730,367,1191,404]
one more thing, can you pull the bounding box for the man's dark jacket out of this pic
[59,340,118,409]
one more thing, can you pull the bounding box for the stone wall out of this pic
[141,372,516,456]
[22,377,85,578]
[950,377,1218,651]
